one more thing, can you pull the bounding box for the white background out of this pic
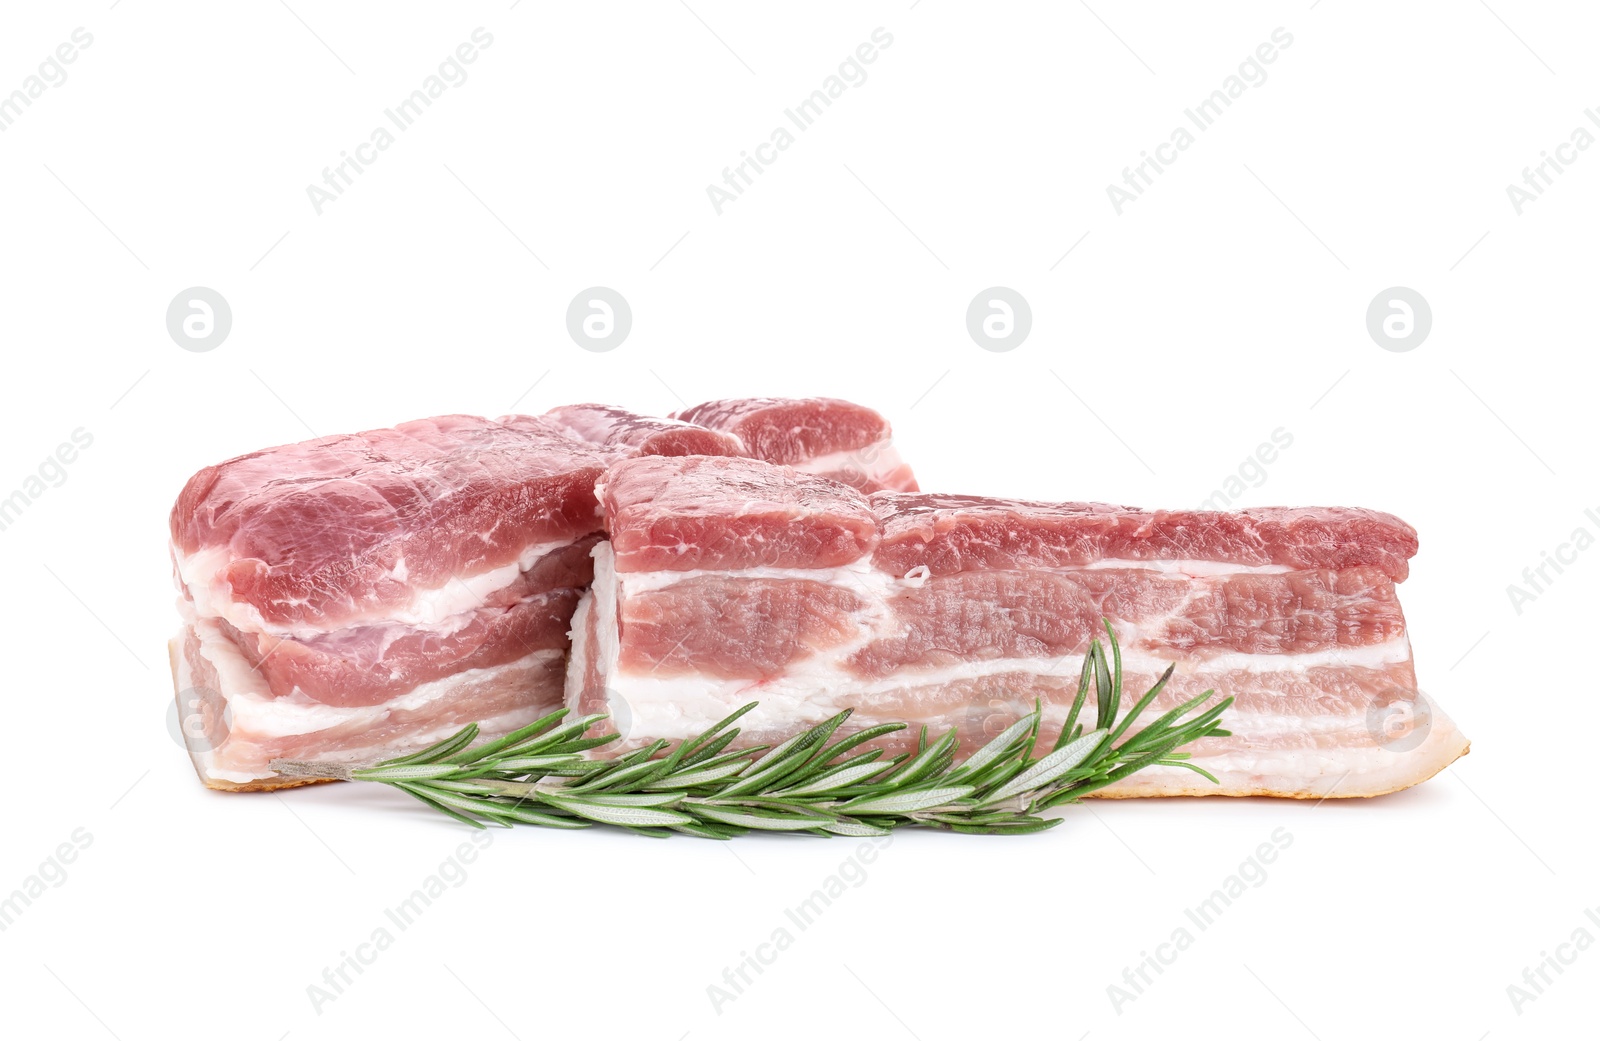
[0,2,1594,1038]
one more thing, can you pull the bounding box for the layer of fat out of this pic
[174,536,579,638]
[596,638,1412,738]
[563,588,592,709]
[617,557,898,593]
[566,542,622,707]
[1097,704,1470,799]
[795,439,910,485]
[585,669,1466,800]
[199,704,545,785]
[184,612,564,741]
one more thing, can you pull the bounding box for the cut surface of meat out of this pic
[568,455,1467,799]
[673,396,918,492]
[171,414,627,634]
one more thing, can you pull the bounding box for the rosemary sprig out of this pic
[271,622,1232,838]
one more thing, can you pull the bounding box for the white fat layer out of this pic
[601,636,1414,716]
[795,440,908,484]
[200,704,544,784]
[1101,709,1469,797]
[618,558,894,592]
[563,590,593,708]
[565,544,621,708]
[594,637,1413,739]
[185,612,564,740]
[577,649,1465,799]
[174,536,576,638]
[172,632,215,775]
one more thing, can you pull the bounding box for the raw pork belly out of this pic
[673,396,918,493]
[567,456,1469,799]
[169,400,909,790]
[170,414,626,789]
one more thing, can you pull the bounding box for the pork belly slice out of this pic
[568,456,1468,799]
[173,615,566,790]
[673,396,918,492]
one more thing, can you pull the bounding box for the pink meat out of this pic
[542,403,746,457]
[171,415,625,631]
[221,588,580,707]
[618,577,867,678]
[858,566,1406,676]
[600,455,879,572]
[872,494,1419,582]
[673,396,918,492]
[607,566,1405,681]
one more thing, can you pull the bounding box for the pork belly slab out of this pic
[169,401,915,790]
[567,456,1468,799]
[170,414,625,789]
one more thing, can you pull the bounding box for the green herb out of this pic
[271,622,1231,838]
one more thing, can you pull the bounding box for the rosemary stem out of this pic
[269,759,354,781]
